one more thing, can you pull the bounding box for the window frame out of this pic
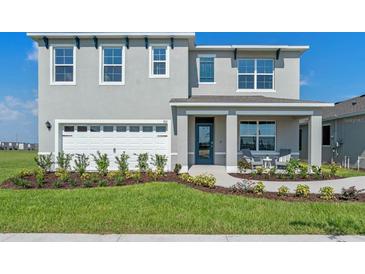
[50,45,77,85]
[237,58,275,92]
[239,120,276,152]
[198,54,216,84]
[322,124,331,147]
[149,44,170,78]
[99,45,125,85]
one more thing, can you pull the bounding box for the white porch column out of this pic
[226,114,238,172]
[308,115,322,167]
[177,114,189,173]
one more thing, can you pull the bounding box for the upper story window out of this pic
[100,46,124,85]
[199,55,215,84]
[51,46,76,85]
[149,45,169,78]
[237,59,274,90]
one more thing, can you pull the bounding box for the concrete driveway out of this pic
[188,165,365,194]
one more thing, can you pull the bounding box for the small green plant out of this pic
[295,184,310,198]
[286,159,300,179]
[135,153,149,172]
[151,154,168,175]
[277,185,290,196]
[56,152,73,170]
[253,181,265,194]
[53,179,63,188]
[115,152,129,176]
[230,181,246,193]
[238,158,251,173]
[147,169,159,181]
[115,174,125,186]
[174,163,182,175]
[329,163,338,177]
[74,153,89,176]
[194,174,216,188]
[55,168,70,182]
[311,165,322,179]
[179,173,194,183]
[98,179,108,187]
[34,168,45,188]
[299,165,308,179]
[80,173,94,187]
[255,167,264,176]
[68,178,78,187]
[83,180,93,188]
[320,186,335,200]
[92,151,110,176]
[107,171,121,181]
[130,171,142,183]
[10,177,32,188]
[269,166,276,177]
[18,169,34,178]
[34,153,53,172]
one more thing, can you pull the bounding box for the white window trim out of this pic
[197,54,216,85]
[50,45,77,85]
[99,44,126,85]
[236,58,275,92]
[239,120,276,152]
[149,44,170,78]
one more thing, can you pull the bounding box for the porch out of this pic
[171,96,329,173]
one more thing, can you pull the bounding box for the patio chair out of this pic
[275,149,291,169]
[241,149,263,169]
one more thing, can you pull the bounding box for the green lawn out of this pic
[0,182,364,234]
[0,151,37,182]
[300,161,365,178]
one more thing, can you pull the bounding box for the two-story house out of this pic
[28,32,333,172]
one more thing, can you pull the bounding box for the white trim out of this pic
[28,32,195,38]
[180,165,189,173]
[50,45,77,85]
[226,166,238,173]
[188,152,195,155]
[194,45,309,51]
[170,102,334,107]
[55,119,172,170]
[215,152,226,155]
[99,44,126,85]
[170,152,178,156]
[149,44,170,78]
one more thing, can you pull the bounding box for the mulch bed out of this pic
[229,173,343,181]
[2,172,364,203]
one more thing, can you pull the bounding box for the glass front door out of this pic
[195,123,214,164]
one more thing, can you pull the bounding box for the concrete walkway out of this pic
[188,165,365,194]
[0,233,364,242]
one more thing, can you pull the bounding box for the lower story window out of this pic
[322,125,330,146]
[240,121,276,151]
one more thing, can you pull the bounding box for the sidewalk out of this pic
[1,233,364,242]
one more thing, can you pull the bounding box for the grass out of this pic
[0,151,37,182]
[0,182,365,234]
[300,161,365,178]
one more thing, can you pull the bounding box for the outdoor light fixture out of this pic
[45,121,51,130]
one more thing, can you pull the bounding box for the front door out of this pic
[195,123,214,164]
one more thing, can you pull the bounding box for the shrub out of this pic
[151,154,168,175]
[98,179,108,187]
[322,171,331,180]
[286,159,300,179]
[18,169,34,178]
[179,173,194,183]
[238,158,251,173]
[74,153,89,176]
[135,153,149,172]
[299,165,308,179]
[147,169,159,181]
[115,174,125,186]
[311,165,322,179]
[230,181,246,193]
[130,171,142,183]
[68,178,77,187]
[278,185,290,196]
[55,168,70,182]
[174,163,182,175]
[340,186,365,200]
[253,181,265,194]
[320,186,335,200]
[255,167,264,176]
[329,163,338,177]
[107,171,121,181]
[34,168,45,188]
[92,151,109,176]
[83,180,93,188]
[56,152,73,170]
[80,172,98,186]
[115,152,129,175]
[269,166,276,177]
[194,174,216,188]
[295,184,310,198]
[10,177,32,188]
[53,179,63,188]
[80,173,91,182]
[34,153,53,172]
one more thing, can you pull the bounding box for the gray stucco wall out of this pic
[37,38,189,154]
[189,50,301,99]
[300,114,365,168]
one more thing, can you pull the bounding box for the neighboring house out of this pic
[0,142,38,151]
[300,94,365,169]
[28,32,332,172]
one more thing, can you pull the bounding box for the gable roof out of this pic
[321,94,365,120]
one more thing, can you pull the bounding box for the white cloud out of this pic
[0,96,38,121]
[300,79,309,86]
[26,42,38,61]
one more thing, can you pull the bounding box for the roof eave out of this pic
[169,102,334,107]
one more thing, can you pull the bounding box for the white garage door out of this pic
[61,123,169,170]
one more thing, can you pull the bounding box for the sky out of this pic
[1,32,365,143]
